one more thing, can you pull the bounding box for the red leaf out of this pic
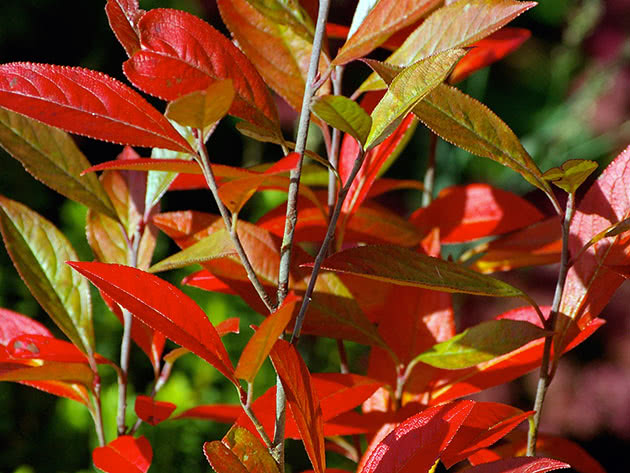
[449,28,531,84]
[101,291,165,374]
[19,380,90,405]
[176,404,243,424]
[560,145,630,330]
[124,8,280,134]
[270,340,325,473]
[68,262,236,384]
[216,318,240,336]
[440,402,532,467]
[339,113,416,215]
[409,184,544,243]
[182,270,237,295]
[93,435,152,473]
[359,400,474,473]
[470,216,562,274]
[134,395,176,426]
[469,431,606,473]
[7,334,91,364]
[0,63,193,153]
[0,308,52,343]
[105,0,145,57]
[465,457,569,473]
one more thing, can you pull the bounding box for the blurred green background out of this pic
[0,1,629,472]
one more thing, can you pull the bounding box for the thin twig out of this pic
[276,0,332,306]
[89,366,106,446]
[117,229,140,435]
[194,129,274,313]
[527,193,575,456]
[337,339,350,374]
[272,374,287,469]
[238,385,273,448]
[422,132,438,207]
[328,66,345,218]
[290,149,365,344]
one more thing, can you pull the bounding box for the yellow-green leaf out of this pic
[311,95,372,146]
[413,84,553,195]
[243,0,315,40]
[223,426,281,473]
[412,319,548,369]
[0,196,94,357]
[358,0,537,92]
[165,80,235,131]
[366,48,466,149]
[148,228,237,273]
[542,159,598,194]
[316,245,525,297]
[0,107,116,219]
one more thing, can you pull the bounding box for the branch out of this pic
[527,193,575,455]
[290,149,365,344]
[276,0,332,306]
[194,129,275,313]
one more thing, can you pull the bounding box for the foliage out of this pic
[0,1,627,473]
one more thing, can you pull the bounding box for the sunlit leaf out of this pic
[234,293,300,383]
[243,0,315,40]
[543,159,598,194]
[93,435,152,473]
[465,457,569,473]
[469,431,606,473]
[165,79,235,131]
[314,245,526,297]
[68,262,236,384]
[149,228,237,273]
[311,95,372,146]
[334,0,441,66]
[468,216,562,273]
[0,196,94,357]
[204,441,249,473]
[409,184,544,243]
[0,63,193,153]
[223,426,282,473]
[413,84,552,195]
[412,319,548,369]
[359,0,537,92]
[105,0,145,57]
[0,107,116,218]
[124,8,280,135]
[359,400,474,473]
[217,0,331,115]
[270,340,325,473]
[560,145,630,332]
[366,49,466,149]
[134,395,176,426]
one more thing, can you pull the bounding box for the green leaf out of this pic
[315,245,525,297]
[165,80,235,132]
[412,84,553,195]
[542,159,598,194]
[0,107,116,219]
[365,48,466,149]
[412,319,548,369]
[358,0,537,92]
[148,228,237,273]
[311,95,372,146]
[243,0,315,40]
[0,196,94,357]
